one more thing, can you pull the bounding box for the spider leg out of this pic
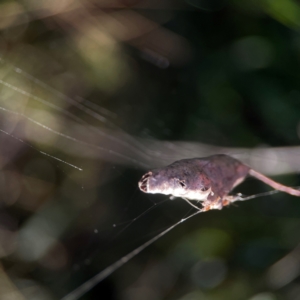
[221,193,244,207]
[182,197,202,211]
[182,194,245,212]
[201,197,222,211]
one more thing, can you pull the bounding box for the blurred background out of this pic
[0,0,300,299]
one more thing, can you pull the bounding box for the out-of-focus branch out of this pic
[7,111,299,176]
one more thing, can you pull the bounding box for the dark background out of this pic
[0,0,300,299]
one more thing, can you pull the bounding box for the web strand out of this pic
[0,78,155,166]
[0,58,163,159]
[61,209,203,300]
[61,187,284,300]
[0,128,83,171]
[0,105,150,169]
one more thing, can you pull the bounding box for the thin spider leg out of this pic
[224,193,244,203]
[223,190,282,206]
[182,197,202,211]
[231,190,280,202]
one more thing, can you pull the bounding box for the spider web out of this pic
[0,40,299,300]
